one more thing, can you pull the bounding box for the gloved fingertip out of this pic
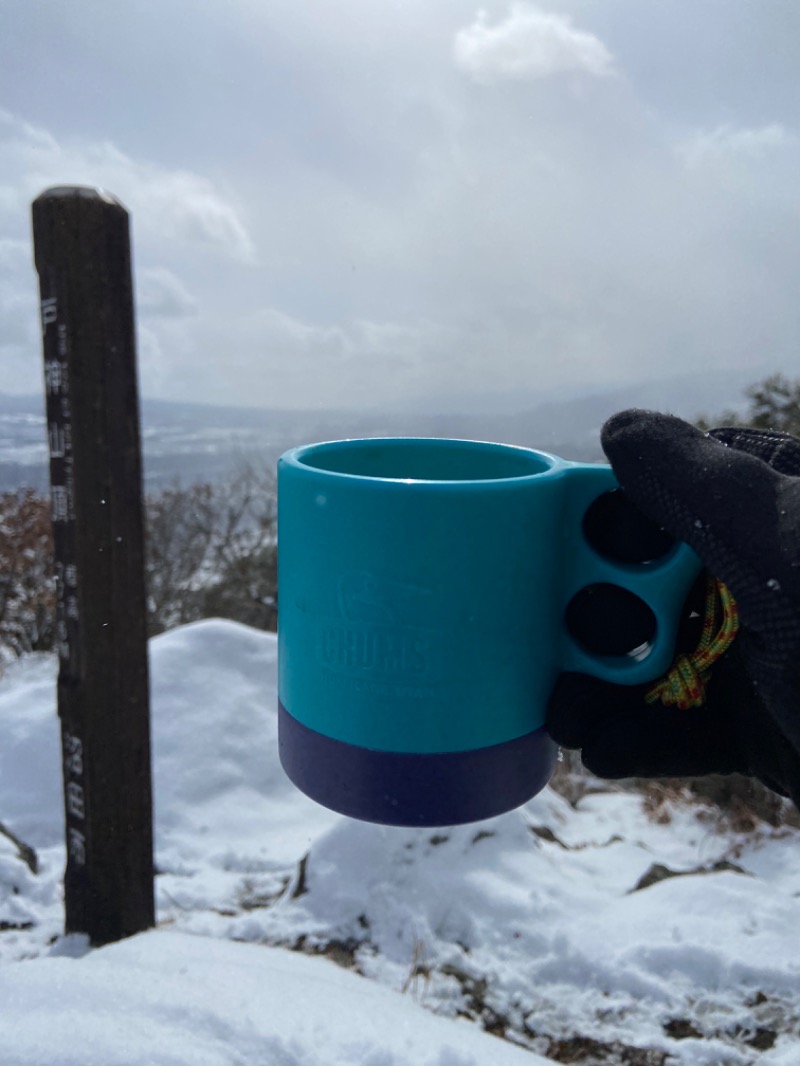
[601,408,657,442]
[601,409,706,465]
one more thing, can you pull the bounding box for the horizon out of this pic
[0,366,762,495]
[0,360,763,422]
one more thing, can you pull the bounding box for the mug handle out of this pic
[558,463,703,685]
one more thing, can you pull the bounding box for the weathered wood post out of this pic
[31,186,155,945]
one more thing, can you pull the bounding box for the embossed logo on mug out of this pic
[337,570,432,626]
[316,571,442,686]
[318,624,434,677]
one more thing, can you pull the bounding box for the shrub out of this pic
[697,373,800,436]
[0,488,56,659]
[144,459,277,636]
[0,459,278,660]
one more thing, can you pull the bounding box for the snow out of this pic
[1,619,799,1064]
[0,933,540,1066]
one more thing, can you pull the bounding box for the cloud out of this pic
[4,5,800,415]
[135,167,256,265]
[0,236,40,394]
[454,3,615,84]
[180,307,458,409]
[0,237,37,345]
[0,184,22,222]
[137,267,198,319]
[254,307,352,364]
[245,308,447,379]
[678,122,797,167]
[0,236,29,274]
[0,111,256,263]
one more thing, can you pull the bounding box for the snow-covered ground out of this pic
[0,619,799,1065]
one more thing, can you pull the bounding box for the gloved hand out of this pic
[547,409,800,807]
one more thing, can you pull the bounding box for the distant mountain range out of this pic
[0,369,754,493]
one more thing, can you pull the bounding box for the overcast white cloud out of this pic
[189,308,460,410]
[454,3,615,83]
[136,267,198,320]
[0,111,255,264]
[678,121,797,168]
[1,1,799,412]
[0,237,34,345]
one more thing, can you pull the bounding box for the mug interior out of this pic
[296,438,553,482]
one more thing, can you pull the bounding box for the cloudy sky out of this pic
[1,1,799,412]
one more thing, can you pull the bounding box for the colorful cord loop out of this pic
[645,576,739,710]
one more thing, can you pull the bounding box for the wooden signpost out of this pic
[31,186,155,945]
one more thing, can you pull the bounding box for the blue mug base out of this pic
[278,702,558,827]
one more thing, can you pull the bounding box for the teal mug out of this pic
[277,438,701,827]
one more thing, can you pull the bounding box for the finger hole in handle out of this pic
[582,489,674,565]
[565,583,657,662]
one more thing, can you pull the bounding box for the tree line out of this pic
[0,459,277,663]
[696,372,800,435]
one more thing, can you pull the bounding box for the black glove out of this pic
[547,409,800,806]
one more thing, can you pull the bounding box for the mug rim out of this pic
[281,437,567,485]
